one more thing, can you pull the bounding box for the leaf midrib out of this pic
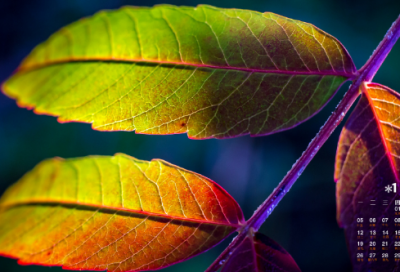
[18,57,356,78]
[0,199,242,229]
[364,83,400,183]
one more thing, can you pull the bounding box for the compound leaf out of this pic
[2,5,355,139]
[335,83,400,271]
[221,230,301,272]
[0,153,244,271]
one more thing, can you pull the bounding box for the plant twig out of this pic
[205,13,400,272]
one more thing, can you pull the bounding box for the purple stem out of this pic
[206,13,400,272]
[361,14,400,82]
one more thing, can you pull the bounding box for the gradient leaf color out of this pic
[0,153,244,271]
[335,83,400,272]
[221,230,301,272]
[2,5,356,139]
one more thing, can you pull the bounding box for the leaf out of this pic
[2,5,356,139]
[221,230,301,272]
[335,83,400,271]
[0,153,244,271]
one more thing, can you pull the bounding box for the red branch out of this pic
[206,13,400,272]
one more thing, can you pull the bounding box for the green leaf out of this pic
[2,5,356,139]
[0,153,244,271]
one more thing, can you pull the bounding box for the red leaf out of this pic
[221,230,301,272]
[0,154,244,271]
[336,83,400,271]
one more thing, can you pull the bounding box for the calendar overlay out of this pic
[347,182,400,271]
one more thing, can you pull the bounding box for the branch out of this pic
[205,13,400,272]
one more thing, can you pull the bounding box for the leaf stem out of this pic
[205,13,400,272]
[360,13,400,82]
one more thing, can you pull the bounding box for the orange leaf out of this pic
[221,229,301,272]
[0,154,244,271]
[335,83,400,271]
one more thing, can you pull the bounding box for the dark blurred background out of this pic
[0,0,399,271]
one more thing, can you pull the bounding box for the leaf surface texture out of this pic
[0,154,244,271]
[2,5,356,139]
[221,231,301,272]
[335,83,400,272]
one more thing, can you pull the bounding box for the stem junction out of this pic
[206,13,400,272]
